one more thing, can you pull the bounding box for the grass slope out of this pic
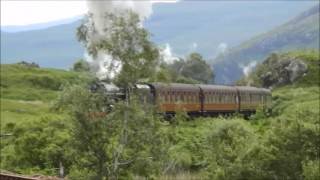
[0,50,319,178]
[0,64,91,127]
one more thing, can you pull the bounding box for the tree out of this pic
[64,11,167,179]
[166,53,214,84]
[181,53,214,84]
[203,119,260,180]
[56,85,167,179]
[72,59,90,72]
[0,117,72,176]
[77,11,159,88]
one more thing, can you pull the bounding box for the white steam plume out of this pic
[216,42,228,55]
[160,43,179,64]
[240,61,257,77]
[84,0,153,80]
[87,1,153,35]
[83,0,179,80]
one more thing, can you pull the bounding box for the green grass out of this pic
[0,64,91,129]
[272,85,319,117]
[1,64,91,101]
[1,58,319,178]
[0,99,66,126]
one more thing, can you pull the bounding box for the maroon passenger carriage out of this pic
[134,83,272,117]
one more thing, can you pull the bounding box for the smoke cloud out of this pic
[240,61,257,77]
[83,0,153,80]
[216,42,228,55]
[83,0,179,79]
[160,43,179,64]
[87,1,153,35]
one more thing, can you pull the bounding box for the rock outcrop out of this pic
[259,53,308,87]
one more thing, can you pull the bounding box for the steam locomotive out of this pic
[133,83,272,117]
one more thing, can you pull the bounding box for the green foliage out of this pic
[165,53,214,84]
[72,59,90,72]
[0,64,92,101]
[260,114,319,179]
[55,84,168,179]
[2,61,319,179]
[291,50,320,86]
[1,116,72,175]
[303,160,320,180]
[77,11,159,87]
[238,50,319,88]
[204,119,258,179]
[181,53,214,84]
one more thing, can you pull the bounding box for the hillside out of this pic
[213,5,319,84]
[1,21,84,69]
[237,50,319,88]
[0,63,91,127]
[1,1,317,69]
[0,51,319,178]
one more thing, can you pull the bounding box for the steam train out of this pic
[131,83,272,117]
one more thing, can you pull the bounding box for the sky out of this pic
[1,0,178,26]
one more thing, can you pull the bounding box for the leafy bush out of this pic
[1,117,72,175]
[55,84,169,179]
[72,59,90,72]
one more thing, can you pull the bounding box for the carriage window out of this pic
[174,92,178,102]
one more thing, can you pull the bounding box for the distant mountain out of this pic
[1,20,84,68]
[1,1,318,69]
[1,16,83,33]
[213,5,319,84]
